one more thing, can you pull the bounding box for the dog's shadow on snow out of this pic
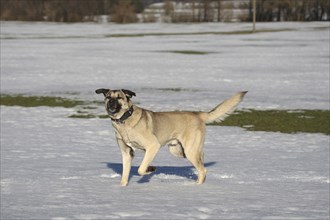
[104,162,216,184]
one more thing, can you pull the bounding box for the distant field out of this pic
[106,28,295,38]
[1,94,329,135]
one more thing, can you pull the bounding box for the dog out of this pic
[96,88,247,186]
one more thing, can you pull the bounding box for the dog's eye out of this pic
[117,97,123,100]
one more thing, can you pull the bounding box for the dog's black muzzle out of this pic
[106,98,121,114]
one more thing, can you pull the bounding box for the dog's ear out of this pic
[122,89,136,98]
[95,88,110,97]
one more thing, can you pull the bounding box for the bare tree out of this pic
[191,0,196,22]
[215,0,221,22]
[111,0,137,23]
[202,0,212,22]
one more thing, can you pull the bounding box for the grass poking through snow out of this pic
[161,50,212,55]
[210,109,330,135]
[0,94,84,108]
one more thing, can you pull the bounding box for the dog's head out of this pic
[95,88,136,119]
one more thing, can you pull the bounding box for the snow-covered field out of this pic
[1,22,329,219]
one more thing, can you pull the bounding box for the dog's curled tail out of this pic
[199,91,247,124]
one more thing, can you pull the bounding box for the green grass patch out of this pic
[69,114,109,119]
[0,94,84,108]
[209,109,330,135]
[163,50,211,55]
[313,26,330,30]
[153,87,200,92]
[156,88,188,92]
[69,114,97,119]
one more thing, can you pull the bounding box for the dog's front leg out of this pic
[117,138,134,186]
[138,144,160,176]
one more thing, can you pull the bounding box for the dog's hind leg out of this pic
[182,130,207,185]
[168,140,186,158]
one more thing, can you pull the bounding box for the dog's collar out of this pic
[111,106,134,124]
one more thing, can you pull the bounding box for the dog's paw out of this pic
[146,166,157,173]
[138,166,157,176]
[120,180,128,187]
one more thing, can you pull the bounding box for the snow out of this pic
[1,22,329,219]
[1,21,329,110]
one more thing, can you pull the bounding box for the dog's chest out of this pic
[123,138,145,151]
[114,125,145,151]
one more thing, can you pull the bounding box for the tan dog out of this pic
[96,88,247,186]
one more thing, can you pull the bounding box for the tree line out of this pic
[253,0,329,21]
[0,0,329,23]
[0,0,144,22]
